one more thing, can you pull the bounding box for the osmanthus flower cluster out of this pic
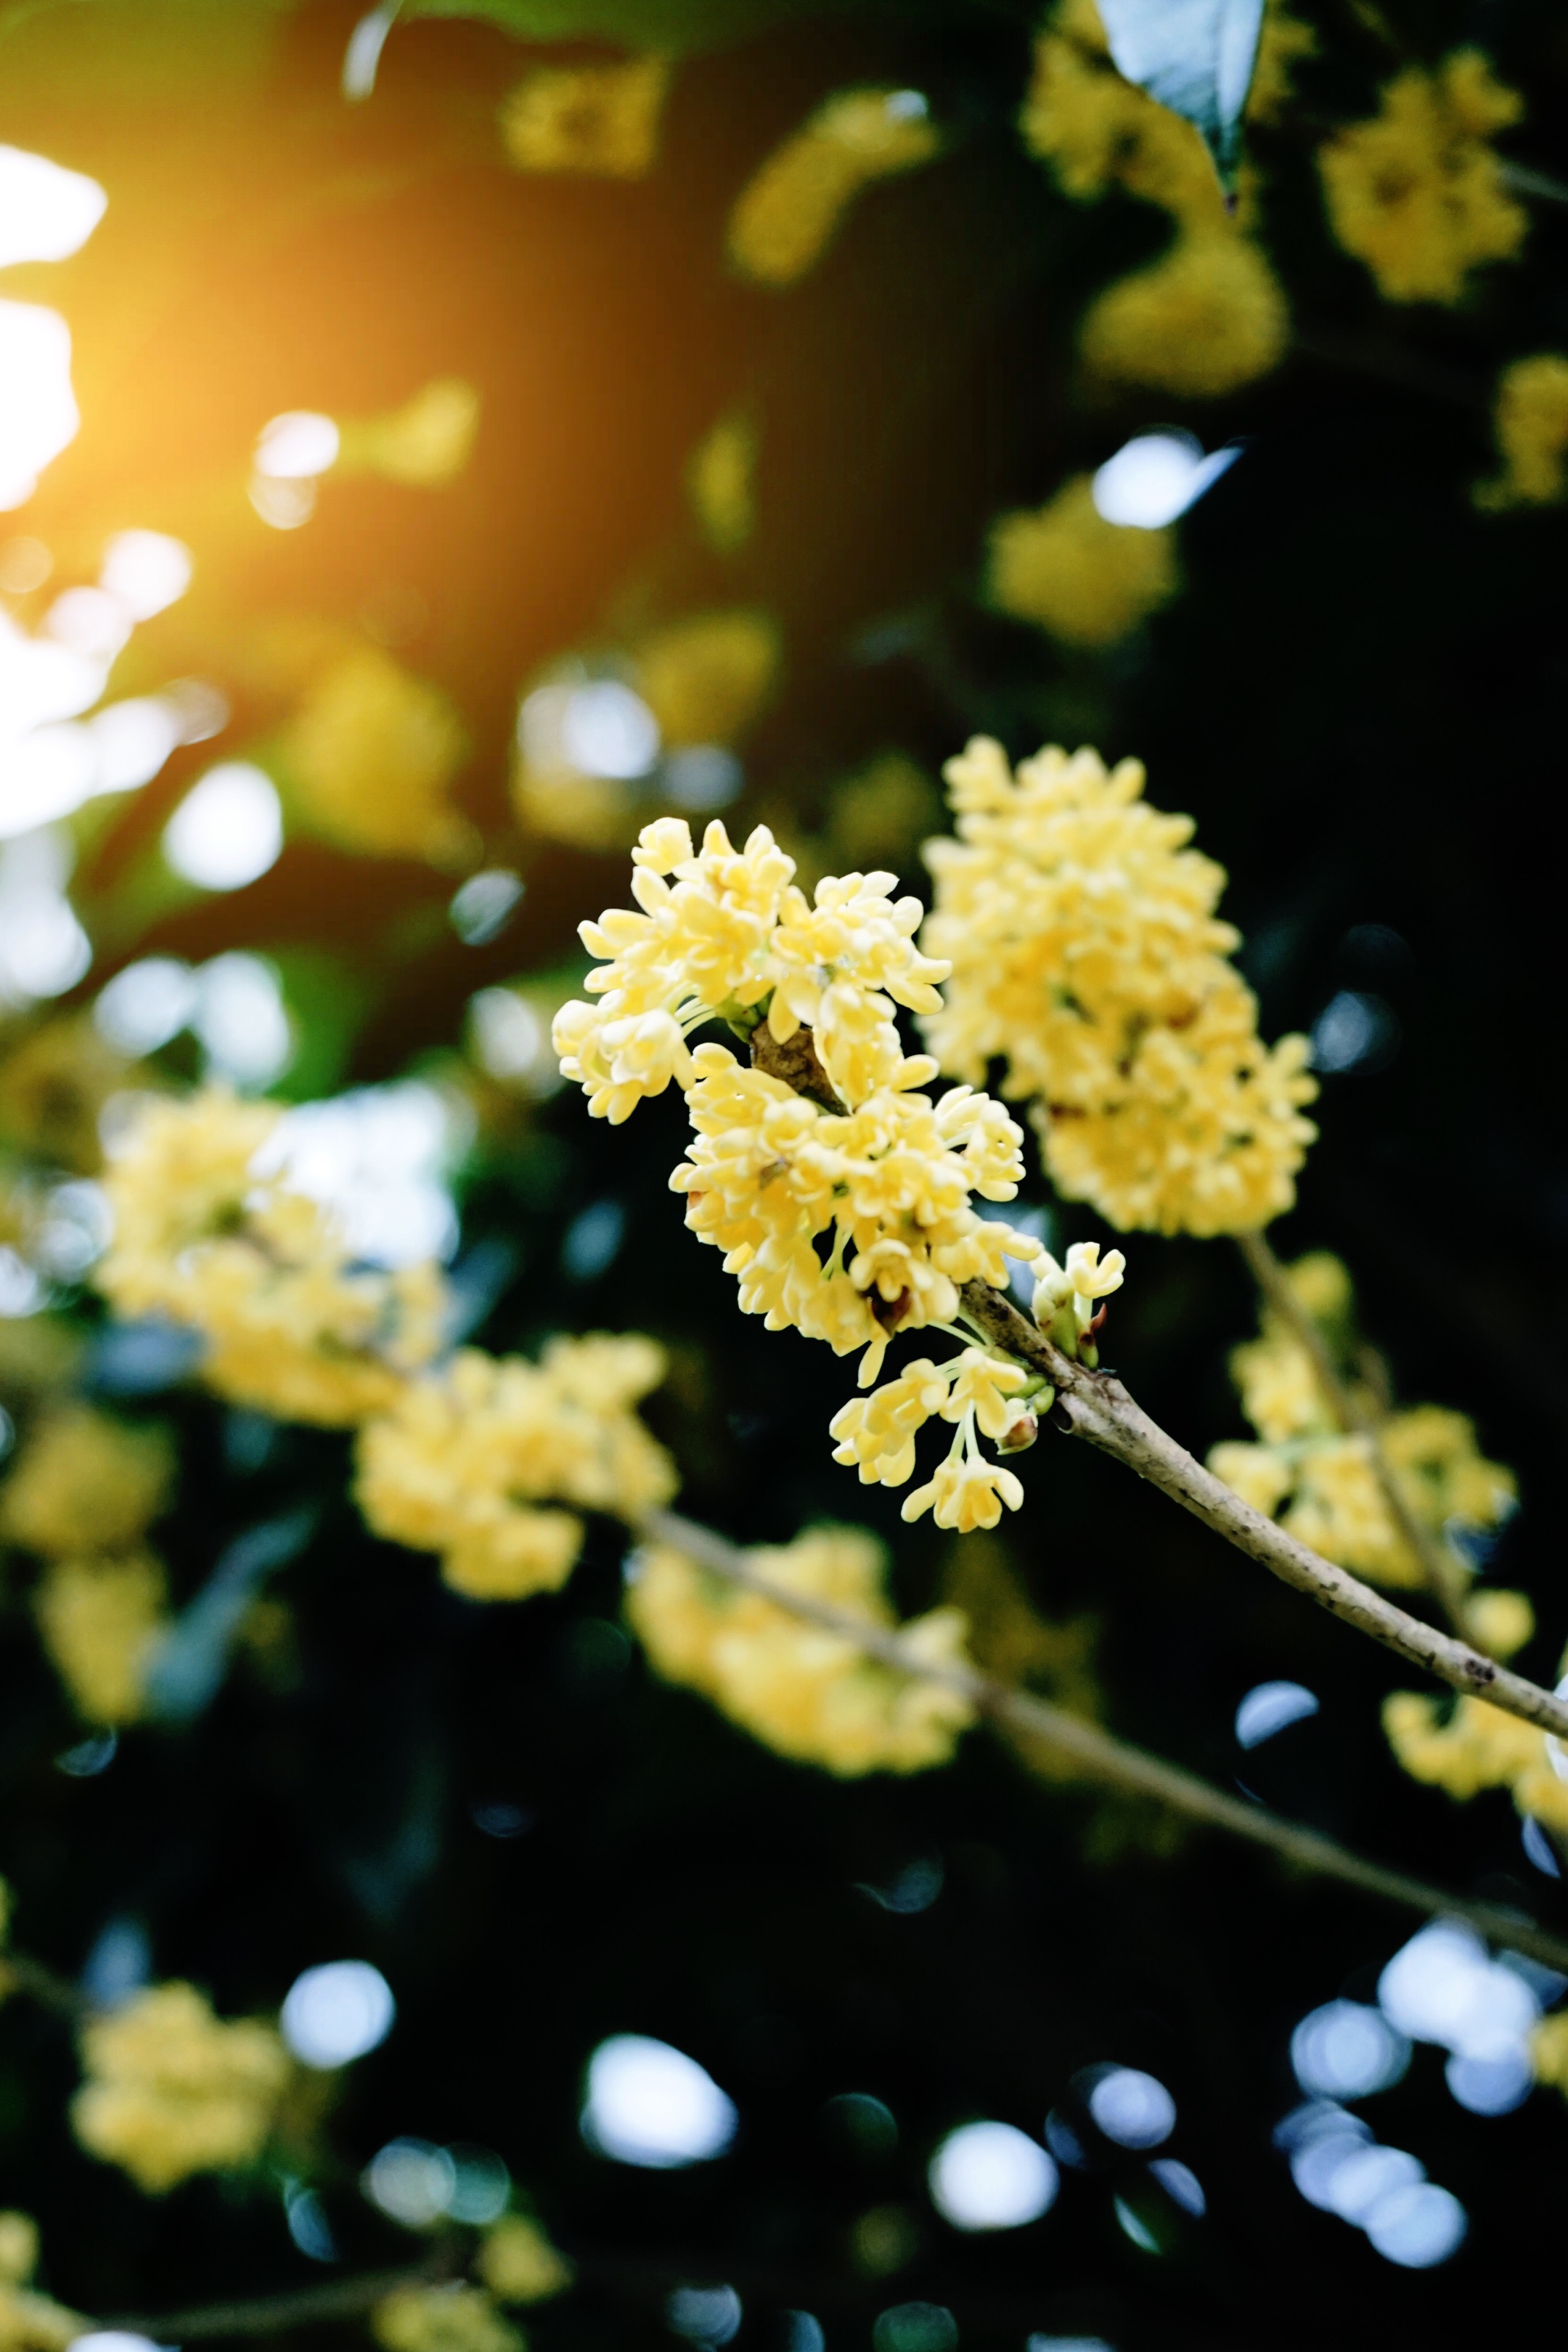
[553,815,1079,1530]
[0,1404,173,1726]
[1018,0,1299,401]
[1318,49,1526,306]
[72,1981,290,2195]
[0,2209,84,2352]
[921,738,1318,1237]
[627,1525,975,1774]
[1206,1253,1517,1596]
[355,1337,676,1599]
[94,1092,447,1428]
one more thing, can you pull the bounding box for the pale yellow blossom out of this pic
[635,610,779,746]
[627,1526,975,1773]
[500,55,669,177]
[94,1090,448,1428]
[1078,233,1289,399]
[356,1337,674,1599]
[728,88,939,285]
[282,645,470,865]
[1210,1254,1516,1591]
[1477,353,1568,508]
[921,738,1316,1236]
[477,2215,574,2304]
[374,2286,523,2352]
[987,477,1177,648]
[0,1407,172,1559]
[1319,50,1526,303]
[73,1983,289,2194]
[33,1551,168,1725]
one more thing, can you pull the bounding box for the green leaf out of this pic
[1095,0,1264,178]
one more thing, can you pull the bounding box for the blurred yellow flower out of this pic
[0,1406,172,1559]
[477,2215,574,2304]
[635,610,779,746]
[1532,2009,1568,2099]
[627,1526,976,1774]
[689,415,756,552]
[500,54,669,177]
[1209,1254,1516,1587]
[356,1336,675,1599]
[0,1014,138,1175]
[0,2208,83,2352]
[728,87,939,285]
[986,475,1177,647]
[33,1551,168,1725]
[346,377,481,489]
[1079,233,1289,397]
[95,1090,448,1428]
[283,645,471,864]
[1318,50,1525,303]
[375,2286,523,2352]
[73,1982,290,2194]
[1477,352,1568,507]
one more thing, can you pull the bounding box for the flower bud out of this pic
[997,1410,1040,1454]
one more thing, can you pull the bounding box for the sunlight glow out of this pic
[581,2034,738,2168]
[163,762,282,890]
[0,145,107,266]
[0,302,79,510]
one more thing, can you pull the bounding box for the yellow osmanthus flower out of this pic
[477,2215,574,2304]
[0,1013,139,1175]
[1476,353,1568,508]
[1532,2009,1568,2101]
[374,2287,523,2352]
[987,476,1178,648]
[635,611,779,746]
[0,2211,85,2352]
[0,1406,172,1559]
[1021,0,1228,228]
[282,645,470,865]
[628,1526,976,1774]
[1209,1254,1517,1590]
[1318,50,1526,304]
[73,1982,290,2194]
[689,415,756,553]
[921,738,1316,1236]
[500,54,669,178]
[343,377,481,489]
[728,88,939,285]
[356,1337,675,1600]
[94,1091,447,1429]
[553,816,950,1121]
[1020,0,1289,399]
[553,814,1138,1518]
[1077,234,1289,399]
[33,1551,168,1725]
[1384,1670,1568,1842]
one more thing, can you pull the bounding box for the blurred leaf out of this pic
[1097,0,1263,176]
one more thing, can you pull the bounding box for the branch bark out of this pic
[1234,1226,1472,1630]
[642,1508,1568,1972]
[955,1280,1568,1741]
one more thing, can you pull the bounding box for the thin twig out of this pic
[740,1019,1568,1737]
[3,1949,88,2020]
[955,1279,1568,1739]
[642,1508,1568,1971]
[1234,1228,1471,1630]
[107,2254,449,2339]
